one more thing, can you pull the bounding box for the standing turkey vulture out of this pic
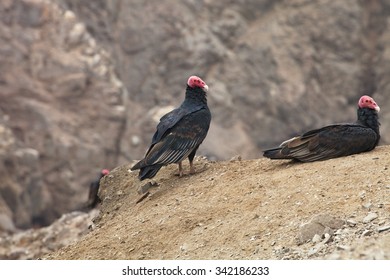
[263,95,380,162]
[131,75,211,180]
[87,169,109,208]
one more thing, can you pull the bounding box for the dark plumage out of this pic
[87,169,109,208]
[263,95,380,162]
[131,76,211,180]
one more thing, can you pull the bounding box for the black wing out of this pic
[151,103,205,145]
[263,124,378,162]
[151,107,186,145]
[132,108,211,169]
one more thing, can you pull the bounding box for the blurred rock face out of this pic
[0,0,126,229]
[60,0,389,156]
[1,0,390,229]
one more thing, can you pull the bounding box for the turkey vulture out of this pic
[87,169,109,208]
[131,75,211,180]
[263,95,380,162]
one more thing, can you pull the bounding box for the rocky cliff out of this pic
[0,0,126,229]
[1,0,390,235]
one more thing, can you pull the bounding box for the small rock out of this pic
[180,243,188,252]
[297,222,325,245]
[346,219,357,226]
[137,181,158,194]
[323,227,334,237]
[323,233,332,244]
[250,235,259,241]
[363,212,378,223]
[297,213,343,245]
[361,230,372,237]
[308,243,323,257]
[377,225,390,233]
[312,234,322,244]
[312,214,345,229]
[363,202,373,209]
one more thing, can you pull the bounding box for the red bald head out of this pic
[101,169,110,176]
[187,76,208,92]
[358,95,380,112]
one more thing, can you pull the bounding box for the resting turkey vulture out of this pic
[131,75,211,180]
[263,95,380,162]
[87,169,109,208]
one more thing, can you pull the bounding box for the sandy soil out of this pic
[47,146,390,260]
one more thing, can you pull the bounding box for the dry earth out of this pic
[48,146,390,260]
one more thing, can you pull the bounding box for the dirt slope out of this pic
[48,146,390,260]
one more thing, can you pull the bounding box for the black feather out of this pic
[131,84,211,180]
[263,105,380,162]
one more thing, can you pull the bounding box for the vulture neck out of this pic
[184,86,208,106]
[357,107,380,137]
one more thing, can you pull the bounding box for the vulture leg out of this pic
[189,161,195,174]
[188,149,197,174]
[176,162,183,177]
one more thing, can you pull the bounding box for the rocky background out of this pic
[0,0,390,256]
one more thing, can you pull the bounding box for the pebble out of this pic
[137,181,158,194]
[363,212,378,223]
[180,243,188,252]
[361,230,372,237]
[308,244,323,257]
[377,225,390,233]
[312,234,322,244]
[297,214,343,244]
[312,213,345,229]
[323,233,332,244]
[250,235,260,241]
[346,219,357,226]
[363,202,373,209]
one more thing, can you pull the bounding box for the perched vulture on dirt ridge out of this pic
[131,75,211,180]
[263,95,380,162]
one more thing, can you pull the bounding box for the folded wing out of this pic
[264,124,378,162]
